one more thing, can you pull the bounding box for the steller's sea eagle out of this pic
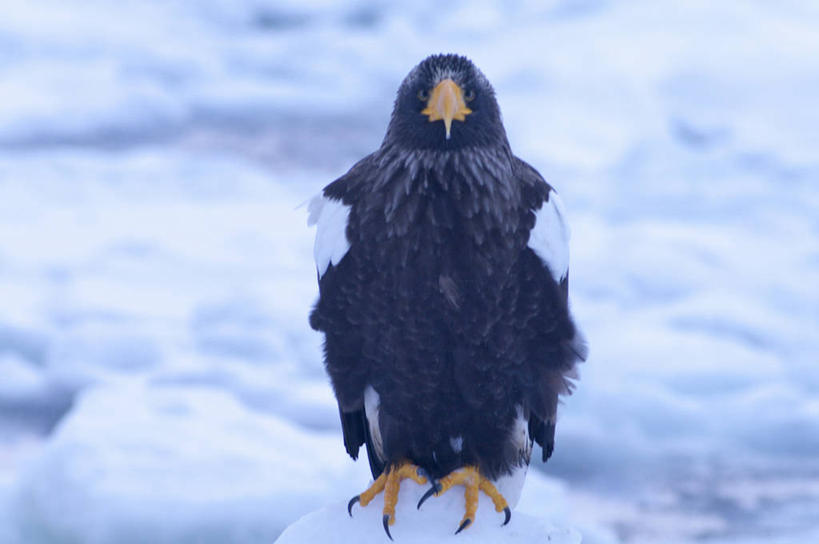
[308,53,587,538]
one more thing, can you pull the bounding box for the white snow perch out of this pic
[276,480,581,543]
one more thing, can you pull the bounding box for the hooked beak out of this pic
[420,78,472,140]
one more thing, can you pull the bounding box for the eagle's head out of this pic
[384,54,508,151]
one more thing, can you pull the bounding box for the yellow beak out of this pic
[420,78,472,140]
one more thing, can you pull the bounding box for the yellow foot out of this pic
[347,461,428,540]
[416,465,511,533]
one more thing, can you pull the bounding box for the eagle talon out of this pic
[455,518,472,535]
[347,495,360,517]
[416,466,510,532]
[416,481,441,510]
[383,514,393,541]
[347,461,426,535]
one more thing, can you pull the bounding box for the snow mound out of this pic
[276,480,581,544]
[9,384,370,543]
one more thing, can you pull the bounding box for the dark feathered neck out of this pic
[373,143,516,194]
[364,143,522,234]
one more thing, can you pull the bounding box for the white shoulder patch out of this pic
[528,190,570,282]
[308,193,351,278]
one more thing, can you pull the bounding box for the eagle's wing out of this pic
[308,193,352,279]
[308,157,386,478]
[515,158,588,462]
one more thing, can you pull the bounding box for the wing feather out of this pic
[309,156,385,478]
[308,194,351,278]
[515,158,588,461]
[528,190,570,283]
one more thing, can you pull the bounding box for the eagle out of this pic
[308,54,587,538]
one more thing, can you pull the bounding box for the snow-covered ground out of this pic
[277,478,582,544]
[1,1,818,543]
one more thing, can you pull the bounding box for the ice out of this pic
[277,448,590,544]
[0,355,47,403]
[277,489,580,544]
[7,384,371,544]
[1,0,818,542]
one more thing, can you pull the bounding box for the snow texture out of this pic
[1,1,818,543]
[277,486,580,544]
[8,385,372,543]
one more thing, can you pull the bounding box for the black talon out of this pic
[416,487,436,510]
[455,518,472,534]
[416,481,441,510]
[347,495,360,517]
[383,514,393,541]
[503,506,511,526]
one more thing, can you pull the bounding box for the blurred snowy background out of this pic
[1,1,818,542]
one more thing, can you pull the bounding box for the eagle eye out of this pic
[464,89,476,102]
[417,89,429,101]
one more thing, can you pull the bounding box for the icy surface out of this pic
[277,488,580,544]
[8,385,371,543]
[1,0,819,543]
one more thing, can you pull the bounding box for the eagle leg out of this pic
[347,461,427,540]
[416,466,511,533]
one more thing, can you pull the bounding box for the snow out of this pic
[7,385,371,543]
[277,486,580,544]
[1,0,818,543]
